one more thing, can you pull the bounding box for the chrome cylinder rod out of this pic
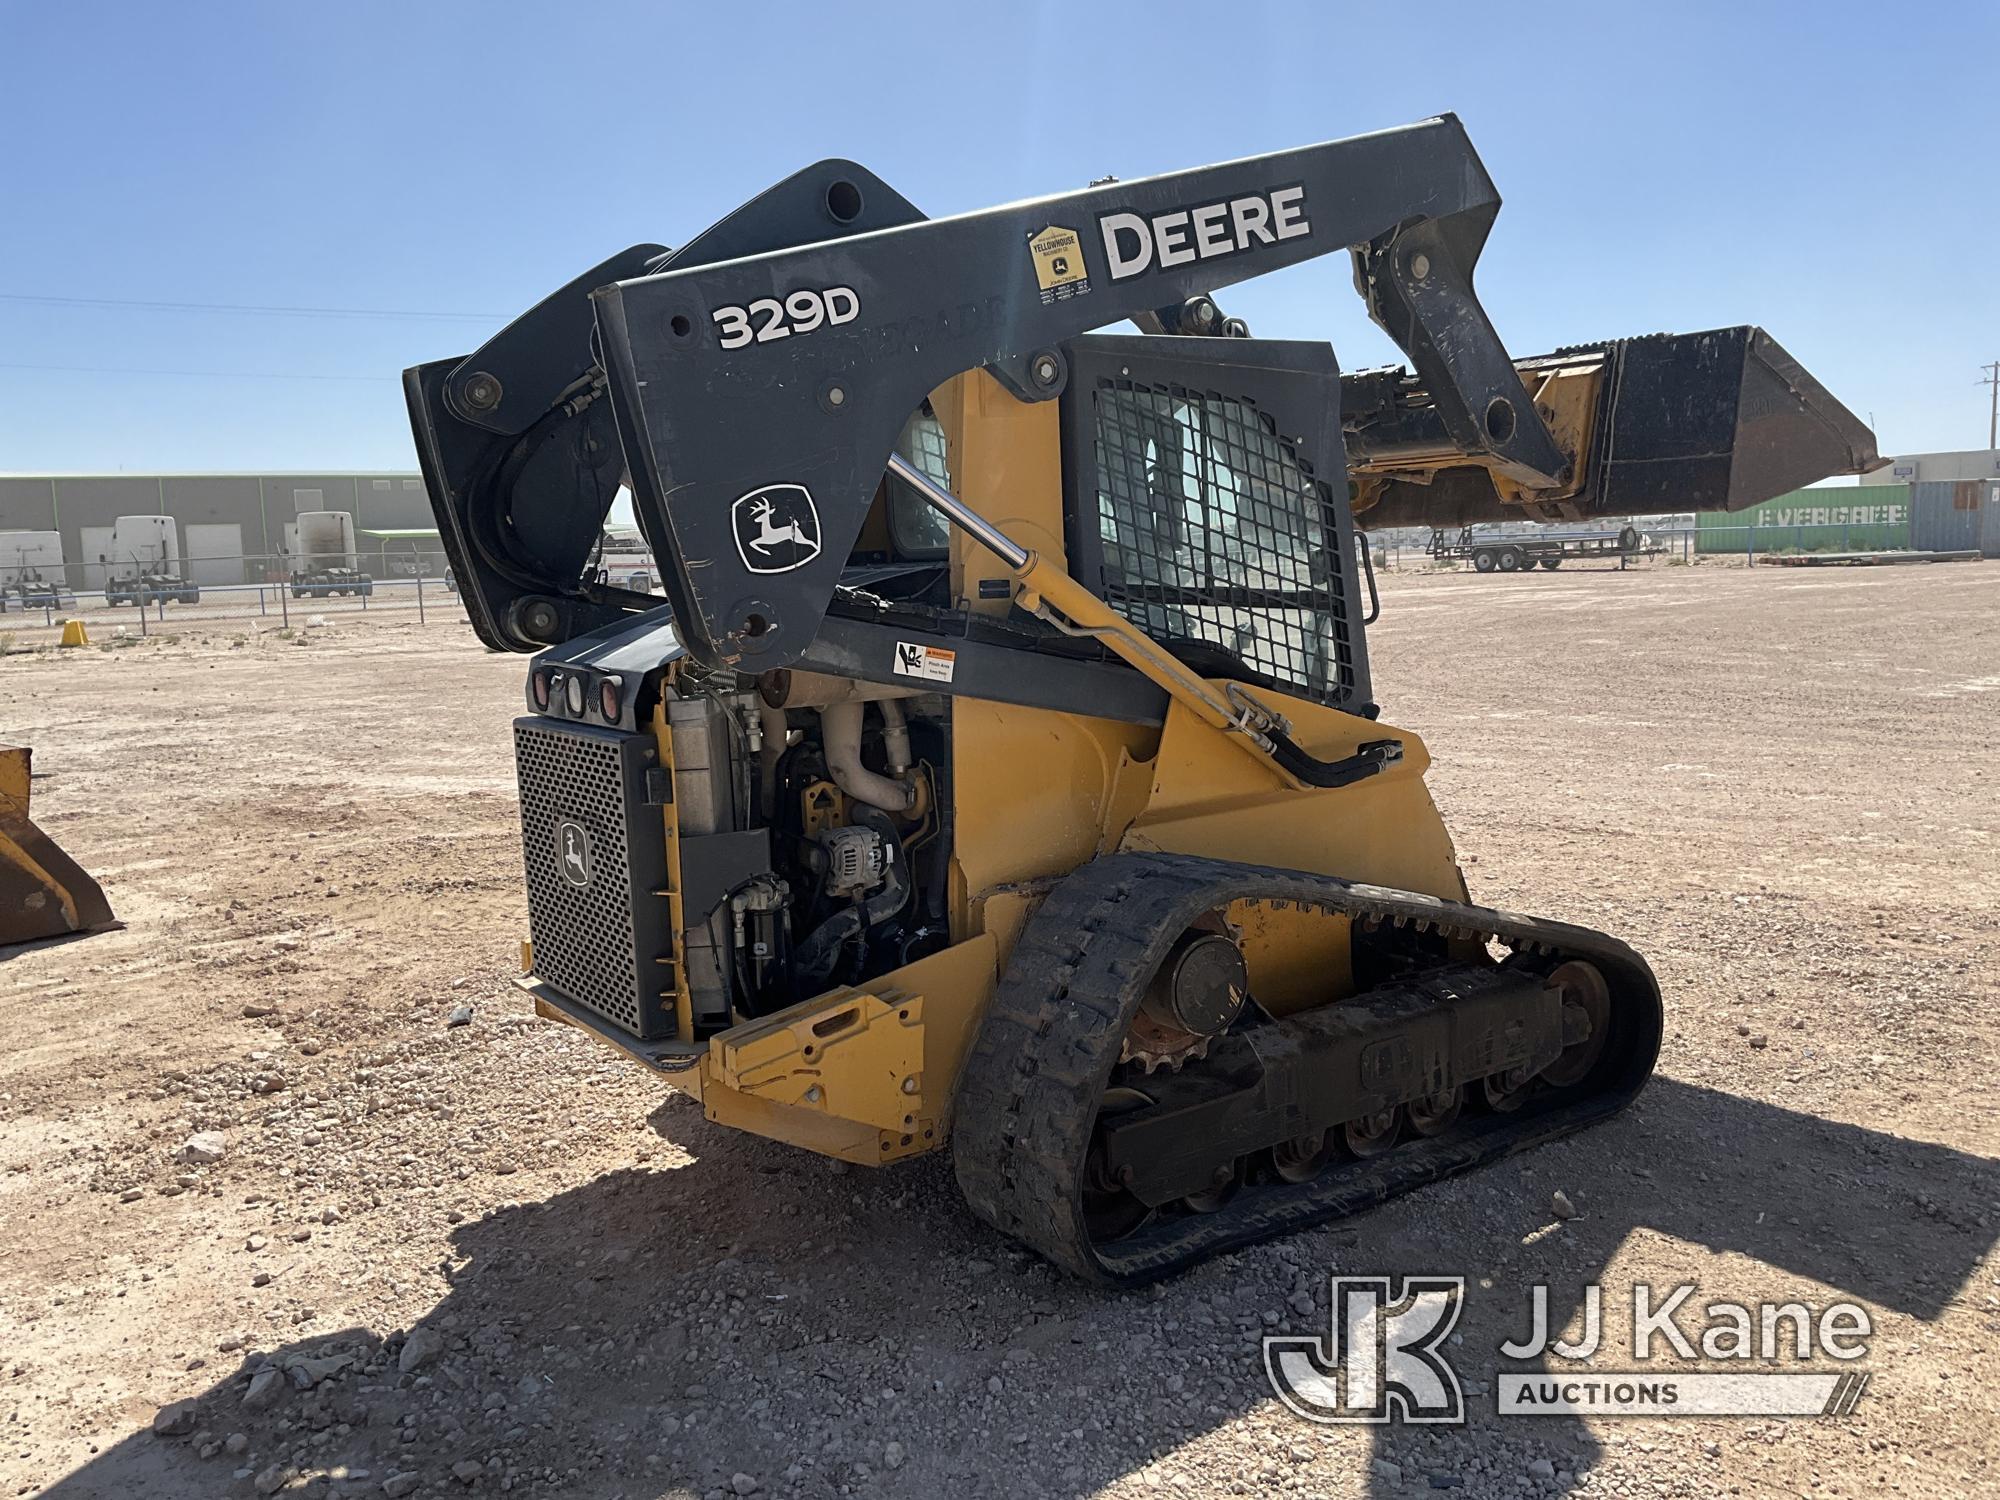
[885,452,1029,570]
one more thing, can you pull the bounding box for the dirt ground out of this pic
[3,560,1996,1500]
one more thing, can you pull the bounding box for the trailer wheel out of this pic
[1473,549,1499,573]
[1540,557,1562,570]
[1497,547,1524,572]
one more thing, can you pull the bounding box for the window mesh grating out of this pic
[885,406,953,556]
[1086,380,1355,706]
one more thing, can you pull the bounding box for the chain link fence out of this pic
[0,551,485,648]
[1,523,1946,659]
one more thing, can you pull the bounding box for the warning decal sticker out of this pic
[892,641,957,683]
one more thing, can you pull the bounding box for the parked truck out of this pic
[0,532,75,610]
[288,511,373,597]
[103,515,199,605]
[7,571,77,611]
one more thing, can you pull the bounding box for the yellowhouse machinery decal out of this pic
[1027,224,1090,305]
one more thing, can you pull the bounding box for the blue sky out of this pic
[1,2,1994,474]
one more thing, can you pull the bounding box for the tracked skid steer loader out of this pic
[406,116,1876,1282]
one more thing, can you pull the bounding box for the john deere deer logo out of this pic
[556,819,592,888]
[731,483,822,574]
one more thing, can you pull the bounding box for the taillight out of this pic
[564,674,586,716]
[598,675,623,721]
[529,670,550,710]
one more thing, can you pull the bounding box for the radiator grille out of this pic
[1086,381,1355,706]
[514,718,663,1036]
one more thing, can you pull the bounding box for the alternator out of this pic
[819,825,887,897]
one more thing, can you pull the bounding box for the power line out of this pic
[0,360,389,384]
[0,291,501,322]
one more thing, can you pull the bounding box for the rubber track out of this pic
[952,851,1661,1284]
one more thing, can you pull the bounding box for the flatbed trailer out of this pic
[1428,524,1663,573]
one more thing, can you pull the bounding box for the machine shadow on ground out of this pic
[37,1077,1999,1499]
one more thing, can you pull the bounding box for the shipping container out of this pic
[1695,484,1910,555]
[1910,480,2000,557]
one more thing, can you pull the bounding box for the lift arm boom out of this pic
[588,114,1564,669]
[407,115,1878,658]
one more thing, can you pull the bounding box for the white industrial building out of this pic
[1861,449,2000,486]
[0,471,440,589]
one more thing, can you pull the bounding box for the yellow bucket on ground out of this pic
[1,745,119,946]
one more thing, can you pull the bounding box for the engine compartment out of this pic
[666,669,953,1035]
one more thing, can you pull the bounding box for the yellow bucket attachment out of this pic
[1,745,118,946]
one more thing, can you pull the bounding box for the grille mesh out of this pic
[514,720,641,1032]
[1088,381,1354,705]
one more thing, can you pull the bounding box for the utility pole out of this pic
[1983,361,2000,451]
